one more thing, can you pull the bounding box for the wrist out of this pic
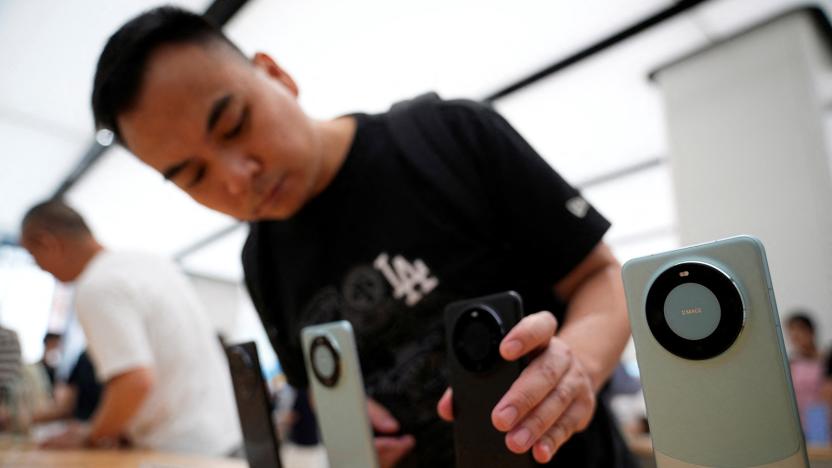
[85,428,119,449]
[558,337,605,392]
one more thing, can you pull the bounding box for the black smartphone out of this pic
[225,341,284,468]
[444,291,535,468]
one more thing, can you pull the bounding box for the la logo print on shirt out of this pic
[373,253,439,306]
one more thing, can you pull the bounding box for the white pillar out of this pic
[654,8,832,341]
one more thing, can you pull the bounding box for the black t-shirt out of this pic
[243,98,634,467]
[67,350,102,421]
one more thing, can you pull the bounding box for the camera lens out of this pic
[310,335,341,387]
[663,283,722,340]
[645,262,744,360]
[453,306,505,373]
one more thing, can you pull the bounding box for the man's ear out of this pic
[252,52,299,97]
[31,230,62,253]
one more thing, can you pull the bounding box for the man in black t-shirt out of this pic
[91,7,635,467]
[32,350,103,424]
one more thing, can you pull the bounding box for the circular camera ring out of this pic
[645,262,744,360]
[309,335,341,387]
[452,305,506,373]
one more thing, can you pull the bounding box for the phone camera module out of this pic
[453,306,506,373]
[310,335,341,387]
[645,262,744,360]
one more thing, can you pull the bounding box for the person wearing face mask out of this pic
[33,349,103,425]
[39,333,62,388]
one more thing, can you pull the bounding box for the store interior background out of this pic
[1,0,831,418]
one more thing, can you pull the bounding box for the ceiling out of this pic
[2,0,828,281]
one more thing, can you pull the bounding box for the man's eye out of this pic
[188,165,206,187]
[223,107,248,140]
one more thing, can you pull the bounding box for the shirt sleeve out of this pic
[75,279,154,382]
[440,99,611,286]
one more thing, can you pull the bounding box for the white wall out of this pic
[655,9,832,343]
[187,273,278,375]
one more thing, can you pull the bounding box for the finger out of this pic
[531,399,593,463]
[500,312,558,361]
[437,387,453,422]
[307,389,315,410]
[367,398,399,433]
[505,368,589,454]
[375,435,416,468]
[492,338,572,432]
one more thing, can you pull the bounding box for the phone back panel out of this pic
[444,291,535,468]
[301,321,379,468]
[225,341,283,468]
[622,236,807,467]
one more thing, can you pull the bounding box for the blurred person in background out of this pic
[20,200,242,456]
[33,349,103,424]
[786,310,828,442]
[0,324,22,393]
[39,332,62,388]
[0,324,23,432]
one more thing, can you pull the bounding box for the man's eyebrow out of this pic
[162,159,190,181]
[207,94,233,134]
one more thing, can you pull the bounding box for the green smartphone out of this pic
[622,236,808,467]
[301,320,379,468]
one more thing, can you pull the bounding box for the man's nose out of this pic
[222,153,260,196]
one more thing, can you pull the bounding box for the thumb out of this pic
[437,387,454,422]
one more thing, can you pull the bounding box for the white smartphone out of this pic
[301,320,379,468]
[622,236,808,467]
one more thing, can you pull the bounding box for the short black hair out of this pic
[22,200,93,239]
[92,6,244,141]
[43,332,62,344]
[786,311,815,333]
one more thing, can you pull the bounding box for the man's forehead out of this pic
[119,45,245,156]
[139,43,242,103]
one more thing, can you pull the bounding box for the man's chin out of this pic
[247,206,297,222]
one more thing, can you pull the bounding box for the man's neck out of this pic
[309,116,357,197]
[67,239,105,281]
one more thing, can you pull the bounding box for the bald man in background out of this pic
[20,200,241,455]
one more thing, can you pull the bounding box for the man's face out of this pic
[118,42,321,221]
[20,228,72,282]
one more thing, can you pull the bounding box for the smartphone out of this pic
[224,341,283,468]
[444,291,535,468]
[622,235,809,467]
[301,321,379,468]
